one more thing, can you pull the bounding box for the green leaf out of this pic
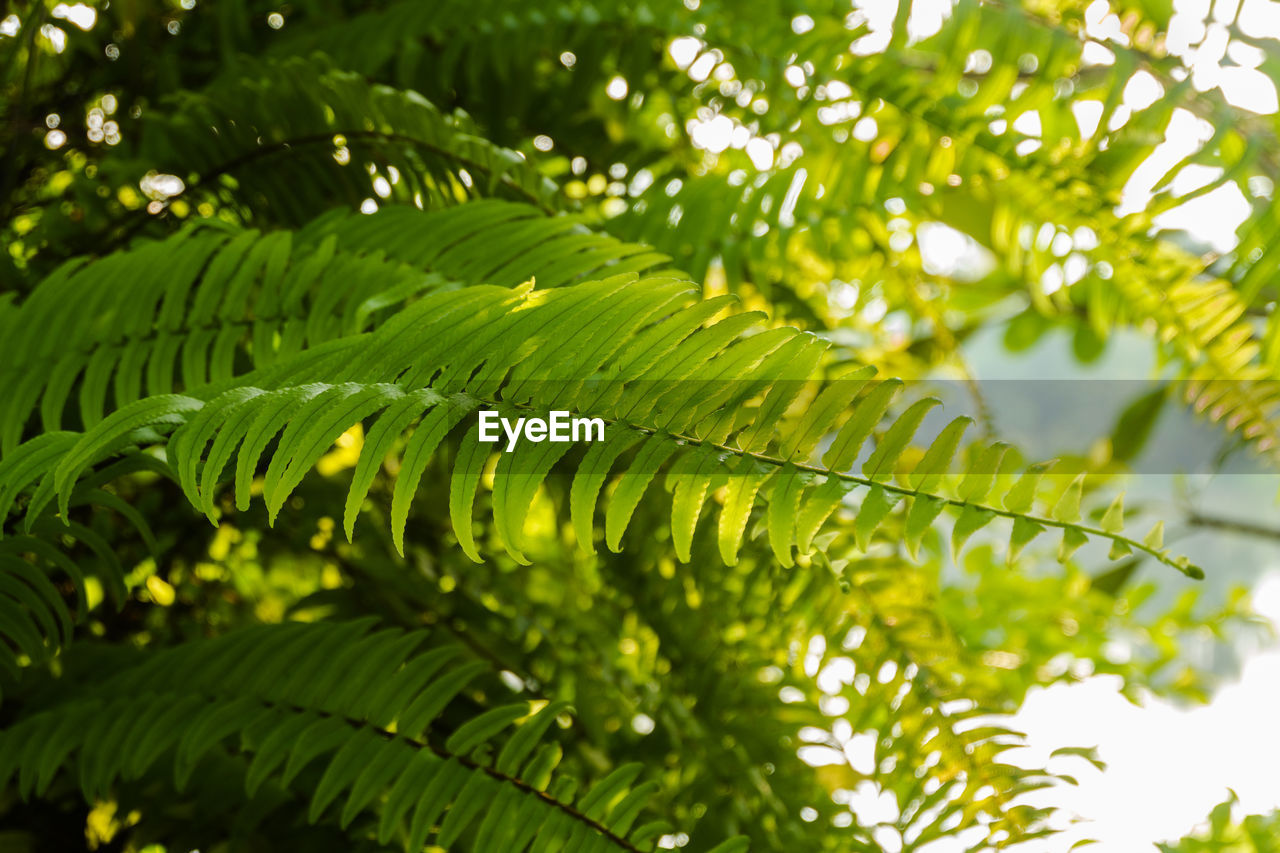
[492,433,574,564]
[1051,475,1086,523]
[448,422,494,563]
[780,365,875,461]
[308,731,379,822]
[822,378,902,471]
[854,485,902,552]
[570,429,642,554]
[796,476,849,554]
[1090,558,1139,595]
[605,434,679,552]
[718,458,771,565]
[53,395,203,517]
[905,495,947,559]
[1059,527,1089,563]
[1009,517,1046,563]
[1142,521,1164,550]
[1108,539,1133,560]
[909,416,972,492]
[344,387,441,540]
[862,397,941,481]
[496,701,571,777]
[952,505,996,562]
[1003,462,1052,514]
[669,448,723,563]
[1100,493,1125,534]
[766,465,806,567]
[445,703,530,756]
[391,396,476,555]
[958,442,1011,503]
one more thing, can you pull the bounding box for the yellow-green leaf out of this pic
[1142,520,1164,550]
[1051,474,1085,523]
[1100,493,1125,534]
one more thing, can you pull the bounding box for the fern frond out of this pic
[0,203,665,454]
[5,274,1202,579]
[0,225,421,453]
[0,465,169,694]
[1099,245,1280,458]
[265,0,694,135]
[135,56,564,223]
[805,571,1057,847]
[0,432,173,690]
[298,201,671,289]
[0,619,694,852]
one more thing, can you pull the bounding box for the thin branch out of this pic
[1187,511,1280,543]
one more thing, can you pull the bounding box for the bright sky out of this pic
[1004,572,1280,850]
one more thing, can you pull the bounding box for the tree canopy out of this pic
[1,1,1278,851]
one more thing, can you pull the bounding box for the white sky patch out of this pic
[1074,0,1276,247]
[1082,40,1118,66]
[1123,70,1164,111]
[139,172,185,200]
[1165,0,1279,113]
[1169,163,1225,196]
[777,141,804,169]
[52,3,96,31]
[822,4,1277,844]
[1154,180,1252,251]
[668,36,702,69]
[850,0,896,54]
[848,0,955,53]
[918,221,996,279]
[778,168,807,228]
[1001,572,1280,851]
[1227,39,1266,68]
[605,76,629,100]
[1112,101,1252,251]
[965,48,993,74]
[1239,0,1280,37]
[745,136,774,170]
[907,0,953,42]
[1012,110,1042,138]
[39,24,67,53]
[1117,108,1214,216]
[1218,66,1280,113]
[689,114,734,153]
[688,51,718,83]
[1073,100,1104,138]
[825,80,854,100]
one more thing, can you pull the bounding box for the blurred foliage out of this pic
[1162,794,1280,853]
[0,0,1278,851]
